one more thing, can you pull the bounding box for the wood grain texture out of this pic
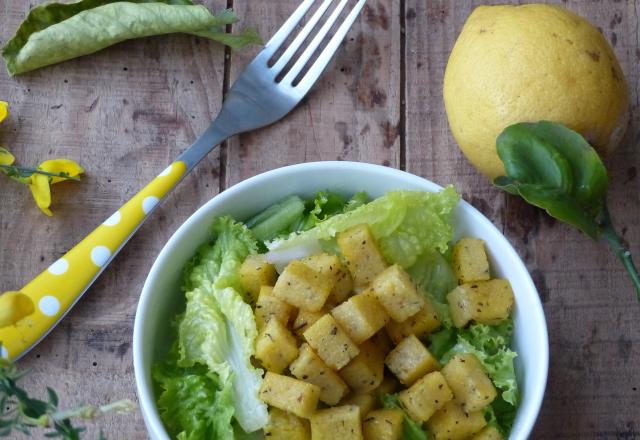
[223,0,401,186]
[1,0,639,438]
[0,0,228,438]
[405,0,640,438]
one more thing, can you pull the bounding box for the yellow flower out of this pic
[28,159,85,216]
[0,101,8,123]
[0,291,35,328]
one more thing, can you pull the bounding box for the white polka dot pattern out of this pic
[103,211,122,227]
[91,246,111,267]
[48,258,69,275]
[142,196,159,214]
[38,296,60,317]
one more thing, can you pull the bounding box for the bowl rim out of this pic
[133,160,549,439]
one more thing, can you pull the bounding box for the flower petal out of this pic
[0,147,15,166]
[39,158,84,184]
[0,101,8,123]
[29,174,53,216]
[0,291,35,327]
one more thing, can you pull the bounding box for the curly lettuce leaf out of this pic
[153,347,235,440]
[176,217,267,433]
[381,393,430,440]
[266,187,460,269]
[2,0,261,76]
[442,320,519,406]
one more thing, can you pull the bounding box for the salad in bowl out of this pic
[133,162,548,440]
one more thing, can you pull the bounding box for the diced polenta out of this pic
[303,314,359,370]
[331,292,389,344]
[362,409,404,440]
[273,261,334,311]
[310,405,363,440]
[370,330,394,357]
[290,343,350,405]
[374,375,399,400]
[337,224,388,289]
[339,340,384,393]
[302,253,354,305]
[264,408,311,440]
[255,319,299,373]
[441,353,496,411]
[293,309,326,336]
[255,286,294,329]
[341,393,377,416]
[426,401,486,440]
[447,279,514,328]
[385,335,439,386]
[259,372,321,419]
[472,426,504,440]
[366,265,423,322]
[398,371,453,422]
[452,238,491,284]
[239,254,277,303]
[385,299,441,343]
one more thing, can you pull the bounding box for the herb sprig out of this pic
[0,358,134,439]
[494,121,640,300]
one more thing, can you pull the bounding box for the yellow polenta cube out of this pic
[341,393,377,416]
[239,254,277,303]
[290,343,350,405]
[385,335,439,386]
[366,265,423,322]
[398,371,453,422]
[337,224,388,289]
[255,319,298,373]
[303,314,359,370]
[426,401,486,440]
[374,375,399,400]
[264,408,311,440]
[339,341,384,393]
[302,253,354,305]
[472,426,504,440]
[362,409,404,440]
[370,330,394,357]
[255,286,294,329]
[273,260,334,311]
[310,405,363,440]
[293,309,326,336]
[452,238,491,284]
[386,298,441,343]
[259,372,321,419]
[331,292,389,344]
[441,353,496,411]
[447,279,514,328]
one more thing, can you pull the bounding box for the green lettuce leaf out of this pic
[266,188,460,269]
[442,320,519,406]
[246,195,306,242]
[2,0,261,76]
[176,217,268,433]
[381,393,430,440]
[407,250,457,326]
[484,395,517,437]
[153,346,235,440]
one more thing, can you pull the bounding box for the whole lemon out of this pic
[443,4,628,179]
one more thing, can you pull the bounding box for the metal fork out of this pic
[0,0,366,362]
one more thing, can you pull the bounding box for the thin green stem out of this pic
[600,208,640,301]
[0,164,80,181]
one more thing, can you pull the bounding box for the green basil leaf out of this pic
[2,1,261,76]
[494,121,608,238]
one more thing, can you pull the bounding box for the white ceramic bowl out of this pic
[134,161,548,440]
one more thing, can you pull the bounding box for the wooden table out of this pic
[1,1,638,438]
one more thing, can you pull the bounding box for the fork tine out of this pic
[294,0,366,95]
[271,0,334,75]
[262,0,317,58]
[280,0,350,86]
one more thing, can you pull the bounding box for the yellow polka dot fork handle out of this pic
[0,160,189,361]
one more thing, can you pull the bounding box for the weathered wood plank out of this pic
[223,0,401,186]
[406,1,640,437]
[0,1,229,437]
